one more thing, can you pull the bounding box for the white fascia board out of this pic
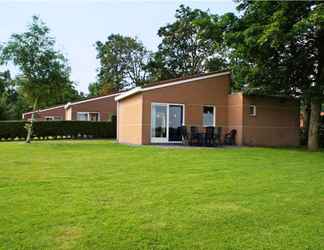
[23,105,65,115]
[115,87,142,101]
[68,93,120,107]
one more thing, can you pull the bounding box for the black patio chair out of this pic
[190,126,203,146]
[205,126,216,146]
[215,127,222,145]
[224,129,237,145]
[180,126,189,145]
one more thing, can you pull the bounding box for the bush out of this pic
[0,116,116,140]
[0,121,27,140]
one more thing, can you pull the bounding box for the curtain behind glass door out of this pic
[168,105,183,142]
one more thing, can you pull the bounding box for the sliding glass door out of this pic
[151,103,184,143]
[168,105,183,142]
[151,104,168,143]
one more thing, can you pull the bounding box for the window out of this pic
[45,116,63,121]
[249,105,256,116]
[77,112,88,121]
[89,112,100,121]
[77,112,100,121]
[45,116,54,121]
[203,106,215,127]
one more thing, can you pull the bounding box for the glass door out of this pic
[151,104,168,143]
[168,105,183,142]
[151,103,184,143]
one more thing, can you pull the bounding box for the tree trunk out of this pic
[303,100,311,144]
[26,98,38,143]
[307,99,321,151]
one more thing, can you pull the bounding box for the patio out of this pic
[179,126,237,147]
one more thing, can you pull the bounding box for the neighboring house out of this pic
[22,92,120,121]
[22,105,65,121]
[115,71,300,146]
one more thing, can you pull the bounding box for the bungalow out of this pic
[22,104,65,121]
[22,92,120,121]
[115,71,300,146]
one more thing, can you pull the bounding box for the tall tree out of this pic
[88,81,101,97]
[149,5,228,80]
[96,34,152,92]
[0,70,16,120]
[224,1,324,150]
[2,16,74,142]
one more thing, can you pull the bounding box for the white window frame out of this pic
[45,116,55,121]
[77,112,89,121]
[150,102,185,143]
[76,112,100,121]
[54,116,63,121]
[202,105,216,127]
[89,112,101,121]
[249,105,257,116]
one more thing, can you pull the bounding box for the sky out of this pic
[0,0,238,93]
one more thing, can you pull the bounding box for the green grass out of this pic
[0,140,324,249]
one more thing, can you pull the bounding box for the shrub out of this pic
[0,116,116,140]
[0,121,27,140]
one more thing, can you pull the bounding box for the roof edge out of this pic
[23,92,121,116]
[22,104,65,116]
[115,87,142,101]
[67,92,120,107]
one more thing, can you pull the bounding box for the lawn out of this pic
[0,141,323,250]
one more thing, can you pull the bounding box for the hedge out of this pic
[0,116,116,140]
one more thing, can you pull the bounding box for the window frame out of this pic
[44,116,55,121]
[54,116,63,121]
[76,112,100,121]
[249,105,257,116]
[202,105,216,127]
[89,112,100,121]
[150,102,185,143]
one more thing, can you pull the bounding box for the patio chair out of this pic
[189,126,203,145]
[180,126,189,145]
[224,129,237,145]
[205,126,216,146]
[215,127,222,145]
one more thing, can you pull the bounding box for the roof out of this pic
[64,92,121,109]
[22,104,65,116]
[115,70,231,101]
[23,91,123,116]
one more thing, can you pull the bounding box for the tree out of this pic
[148,5,228,80]
[224,1,324,150]
[96,34,152,92]
[88,82,101,97]
[0,69,17,120]
[0,72,15,120]
[88,81,114,96]
[2,16,74,142]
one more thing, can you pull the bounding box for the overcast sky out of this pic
[0,0,237,93]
